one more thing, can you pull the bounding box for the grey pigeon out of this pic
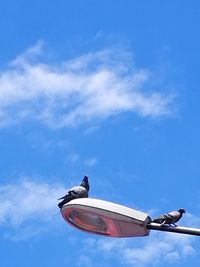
[58,176,90,209]
[152,208,186,226]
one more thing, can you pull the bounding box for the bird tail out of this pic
[80,175,90,191]
[57,196,65,200]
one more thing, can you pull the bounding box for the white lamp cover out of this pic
[61,198,150,237]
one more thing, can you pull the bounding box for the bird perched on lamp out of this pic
[58,176,90,209]
[152,209,186,226]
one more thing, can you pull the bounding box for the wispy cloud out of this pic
[0,178,66,240]
[79,232,195,267]
[122,233,195,266]
[66,152,97,167]
[84,157,97,167]
[0,179,64,226]
[0,43,174,128]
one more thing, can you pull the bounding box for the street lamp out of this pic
[61,198,150,237]
[61,198,200,237]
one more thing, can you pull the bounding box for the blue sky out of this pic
[0,1,200,266]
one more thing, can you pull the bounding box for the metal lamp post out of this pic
[146,222,200,236]
[61,198,200,237]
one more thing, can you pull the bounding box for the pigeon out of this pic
[58,176,90,209]
[152,208,186,226]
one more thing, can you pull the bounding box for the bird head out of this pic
[178,208,186,214]
[80,176,90,192]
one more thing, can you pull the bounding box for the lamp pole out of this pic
[146,222,200,236]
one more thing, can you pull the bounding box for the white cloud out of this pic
[66,153,97,167]
[0,43,174,128]
[79,231,195,267]
[67,152,80,164]
[0,178,65,235]
[122,233,195,266]
[84,157,97,167]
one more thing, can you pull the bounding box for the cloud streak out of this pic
[0,178,65,240]
[122,233,195,266]
[80,232,195,267]
[0,43,174,128]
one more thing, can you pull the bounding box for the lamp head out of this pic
[61,198,151,237]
